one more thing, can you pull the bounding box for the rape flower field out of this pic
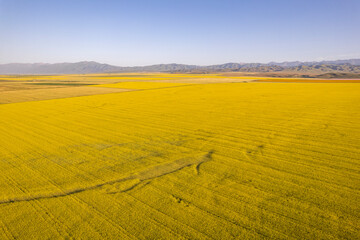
[0,74,359,239]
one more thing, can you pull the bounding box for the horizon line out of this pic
[1,57,360,67]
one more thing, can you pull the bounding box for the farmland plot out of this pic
[0,81,359,239]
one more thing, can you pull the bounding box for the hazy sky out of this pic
[0,0,359,65]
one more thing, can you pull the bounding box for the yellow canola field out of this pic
[87,74,226,79]
[0,82,359,239]
[0,87,132,104]
[95,81,195,89]
[88,77,177,81]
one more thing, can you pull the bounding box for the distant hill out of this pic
[0,62,119,74]
[0,59,359,75]
[267,59,360,67]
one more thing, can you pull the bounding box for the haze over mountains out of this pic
[0,59,360,75]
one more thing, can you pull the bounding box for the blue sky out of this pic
[0,0,359,65]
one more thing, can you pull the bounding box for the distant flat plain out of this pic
[0,73,359,239]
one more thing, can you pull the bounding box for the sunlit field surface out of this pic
[0,74,359,239]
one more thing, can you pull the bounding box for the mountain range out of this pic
[0,59,360,75]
